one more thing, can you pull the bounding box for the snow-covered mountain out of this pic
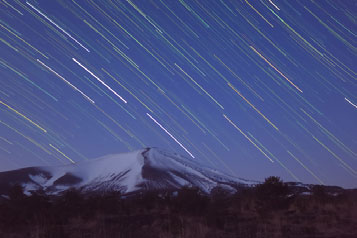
[0,147,254,195]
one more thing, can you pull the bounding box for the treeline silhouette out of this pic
[0,176,356,238]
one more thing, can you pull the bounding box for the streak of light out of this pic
[179,0,210,28]
[175,63,224,109]
[250,46,303,93]
[223,114,274,163]
[159,0,199,38]
[101,68,153,112]
[157,91,199,134]
[0,136,13,144]
[37,59,95,104]
[200,143,221,167]
[96,120,134,150]
[62,141,88,161]
[258,79,307,123]
[277,127,316,166]
[14,141,50,165]
[92,104,142,147]
[0,23,48,59]
[268,0,280,10]
[329,14,357,37]
[201,142,237,176]
[214,54,264,101]
[181,104,230,151]
[244,0,274,27]
[72,58,127,104]
[71,0,128,49]
[82,19,136,66]
[247,132,300,182]
[83,0,173,74]
[159,34,205,76]
[267,8,324,58]
[345,98,357,109]
[0,59,57,101]
[127,0,163,33]
[219,0,236,15]
[300,108,356,157]
[2,0,23,15]
[311,135,356,175]
[49,144,75,164]
[0,120,51,154]
[0,100,47,133]
[146,113,195,158]
[228,83,279,131]
[0,38,19,52]
[26,2,90,52]
[304,6,356,52]
[82,75,135,119]
[181,105,207,134]
[0,145,11,154]
[159,91,213,138]
[190,46,232,84]
[339,164,357,178]
[287,151,324,184]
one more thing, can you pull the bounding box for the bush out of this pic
[174,186,208,215]
[311,185,329,203]
[255,176,289,210]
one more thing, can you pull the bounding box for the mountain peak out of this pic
[0,148,253,195]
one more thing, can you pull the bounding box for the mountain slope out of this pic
[0,147,253,195]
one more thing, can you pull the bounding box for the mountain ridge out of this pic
[0,147,253,196]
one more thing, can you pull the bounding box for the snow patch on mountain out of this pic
[0,147,254,195]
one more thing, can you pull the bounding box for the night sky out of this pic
[0,0,356,188]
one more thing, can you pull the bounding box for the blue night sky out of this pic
[0,0,356,188]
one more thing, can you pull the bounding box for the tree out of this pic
[5,184,28,226]
[207,186,231,229]
[174,186,208,215]
[255,176,289,210]
[55,188,84,219]
[8,184,26,202]
[311,185,328,203]
[210,186,231,210]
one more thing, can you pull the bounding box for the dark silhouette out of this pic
[0,178,356,238]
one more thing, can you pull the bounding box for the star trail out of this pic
[0,0,356,188]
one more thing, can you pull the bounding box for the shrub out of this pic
[255,176,289,210]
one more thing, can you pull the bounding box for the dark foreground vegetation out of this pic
[1,177,356,238]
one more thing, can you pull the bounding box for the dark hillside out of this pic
[0,177,356,238]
